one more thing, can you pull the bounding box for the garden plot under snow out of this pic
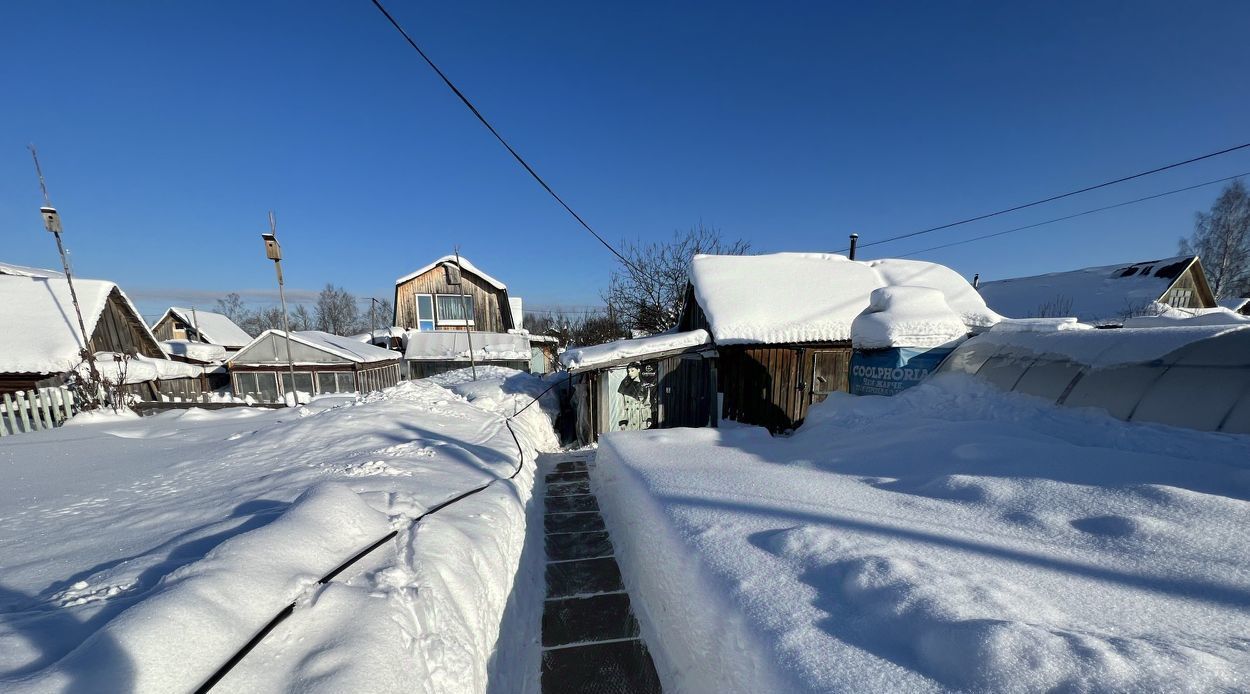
[0,368,559,694]
[594,374,1250,693]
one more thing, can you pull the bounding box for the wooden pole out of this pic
[454,248,477,381]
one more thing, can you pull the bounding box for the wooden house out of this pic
[227,330,402,403]
[561,330,716,444]
[393,255,517,333]
[151,307,253,355]
[0,268,207,399]
[977,255,1217,326]
[673,253,998,433]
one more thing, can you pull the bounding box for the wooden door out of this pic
[808,349,850,405]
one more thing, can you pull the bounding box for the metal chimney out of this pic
[848,233,859,260]
[972,273,980,289]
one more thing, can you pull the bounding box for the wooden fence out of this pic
[0,387,78,437]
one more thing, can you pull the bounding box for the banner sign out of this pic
[850,346,954,396]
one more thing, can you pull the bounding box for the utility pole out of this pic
[29,145,99,384]
[454,248,477,381]
[261,212,299,406]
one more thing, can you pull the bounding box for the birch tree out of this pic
[1180,179,1250,298]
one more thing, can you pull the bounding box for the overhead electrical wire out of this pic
[894,171,1250,259]
[842,141,1250,253]
[368,0,653,280]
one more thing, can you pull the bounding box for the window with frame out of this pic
[415,294,435,331]
[435,294,475,326]
[1163,287,1195,308]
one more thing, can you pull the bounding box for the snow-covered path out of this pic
[0,370,560,693]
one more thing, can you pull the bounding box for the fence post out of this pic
[38,388,55,428]
[3,393,18,434]
[17,391,34,432]
[58,388,74,421]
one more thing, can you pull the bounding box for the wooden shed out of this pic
[0,270,206,399]
[561,330,717,444]
[393,255,517,333]
[977,255,1217,325]
[227,330,402,404]
[675,253,999,433]
[151,307,253,354]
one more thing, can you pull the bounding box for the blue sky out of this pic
[2,1,1248,322]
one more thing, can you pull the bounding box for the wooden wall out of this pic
[719,344,851,433]
[657,354,716,429]
[394,264,513,333]
[91,289,166,359]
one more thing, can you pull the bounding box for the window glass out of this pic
[338,372,357,392]
[436,294,475,324]
[317,372,337,394]
[257,372,279,402]
[235,372,258,397]
[934,339,1002,376]
[281,372,315,398]
[417,294,435,331]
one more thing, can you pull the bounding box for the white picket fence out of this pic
[0,387,78,437]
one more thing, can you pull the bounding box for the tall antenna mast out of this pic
[29,145,100,384]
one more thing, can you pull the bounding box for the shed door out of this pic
[809,350,850,404]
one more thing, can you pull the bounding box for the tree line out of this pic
[215,284,393,338]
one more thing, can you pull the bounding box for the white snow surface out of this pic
[989,317,1093,332]
[594,375,1250,693]
[1219,297,1250,313]
[160,339,228,363]
[88,352,206,384]
[404,330,530,362]
[0,275,149,375]
[233,330,401,364]
[0,262,63,278]
[1122,305,1250,328]
[394,255,507,291]
[155,308,253,348]
[689,253,999,345]
[972,323,1250,369]
[850,287,968,349]
[0,369,559,693]
[977,255,1197,324]
[560,329,711,372]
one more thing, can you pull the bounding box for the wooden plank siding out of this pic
[719,344,852,433]
[394,264,514,333]
[91,289,166,359]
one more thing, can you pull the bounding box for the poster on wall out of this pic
[605,361,658,431]
[850,347,955,396]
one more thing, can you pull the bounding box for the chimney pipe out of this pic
[848,233,859,260]
[972,273,980,289]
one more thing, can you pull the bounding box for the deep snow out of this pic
[594,375,1250,693]
[0,368,558,693]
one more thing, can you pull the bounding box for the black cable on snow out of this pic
[194,383,560,692]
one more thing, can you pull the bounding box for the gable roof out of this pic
[0,261,64,278]
[687,253,999,345]
[561,329,713,373]
[0,274,158,374]
[232,330,400,365]
[155,307,253,348]
[977,255,1209,324]
[394,255,506,290]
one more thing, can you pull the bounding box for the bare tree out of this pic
[603,224,750,335]
[315,284,361,335]
[216,292,250,325]
[290,304,314,331]
[1180,179,1250,298]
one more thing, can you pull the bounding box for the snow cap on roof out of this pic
[0,261,64,278]
[689,253,999,345]
[404,330,530,362]
[160,340,228,363]
[395,255,506,290]
[851,286,969,349]
[561,329,712,372]
[0,274,138,374]
[977,255,1200,325]
[234,330,401,364]
[159,307,253,348]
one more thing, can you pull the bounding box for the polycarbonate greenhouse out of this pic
[935,325,1250,434]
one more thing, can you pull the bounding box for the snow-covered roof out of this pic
[0,274,150,374]
[394,255,507,290]
[404,330,530,362]
[1219,297,1250,313]
[851,287,969,349]
[91,352,206,384]
[509,297,523,327]
[561,329,712,373]
[977,255,1201,325]
[0,261,64,278]
[1122,305,1250,328]
[347,326,406,343]
[160,340,228,363]
[688,253,999,345]
[974,322,1250,369]
[233,330,401,365]
[156,307,253,348]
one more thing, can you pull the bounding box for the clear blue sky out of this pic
[3,1,1248,321]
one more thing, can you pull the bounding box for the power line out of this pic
[894,171,1250,259]
[843,141,1250,253]
[368,0,650,280]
